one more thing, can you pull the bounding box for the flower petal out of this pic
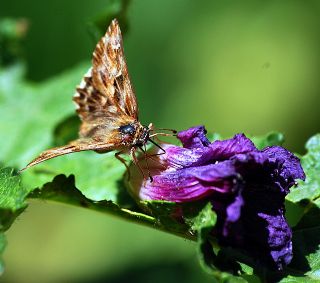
[263,146,306,185]
[177,125,210,149]
[138,161,239,202]
[209,134,257,160]
[164,133,258,169]
[259,213,293,269]
[241,183,293,270]
[163,145,212,169]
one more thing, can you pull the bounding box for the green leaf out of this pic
[144,201,195,240]
[22,152,127,203]
[0,167,27,271]
[29,174,157,229]
[0,167,27,229]
[278,135,320,281]
[285,134,320,229]
[188,202,216,234]
[0,62,89,168]
[189,203,217,271]
[144,201,221,252]
[251,132,284,149]
[280,202,320,282]
[185,203,248,282]
[287,134,320,203]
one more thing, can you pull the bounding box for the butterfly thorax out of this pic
[119,122,150,147]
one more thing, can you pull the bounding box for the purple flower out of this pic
[128,126,305,270]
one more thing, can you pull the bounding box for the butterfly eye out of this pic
[119,124,135,135]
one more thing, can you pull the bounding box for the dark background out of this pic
[1,0,320,282]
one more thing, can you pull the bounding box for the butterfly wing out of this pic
[20,139,117,171]
[23,19,139,171]
[73,19,138,140]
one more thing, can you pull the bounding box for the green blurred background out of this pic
[1,0,320,282]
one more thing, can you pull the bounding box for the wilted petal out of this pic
[225,191,244,225]
[209,134,257,160]
[263,146,306,191]
[259,213,292,269]
[177,125,210,149]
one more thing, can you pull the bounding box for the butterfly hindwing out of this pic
[21,139,116,170]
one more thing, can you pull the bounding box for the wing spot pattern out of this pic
[73,19,138,122]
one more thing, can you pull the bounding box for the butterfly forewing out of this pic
[73,19,139,141]
[93,19,138,119]
[74,19,138,123]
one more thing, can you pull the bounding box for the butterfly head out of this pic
[119,122,151,147]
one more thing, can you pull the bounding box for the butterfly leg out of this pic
[130,146,154,182]
[139,145,154,182]
[115,150,131,180]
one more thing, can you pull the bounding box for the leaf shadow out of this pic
[115,177,141,211]
[288,200,320,273]
[53,114,80,146]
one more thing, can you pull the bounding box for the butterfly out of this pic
[21,19,174,180]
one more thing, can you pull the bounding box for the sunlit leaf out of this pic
[279,135,320,281]
[287,134,320,203]
[29,174,155,227]
[251,132,284,149]
[0,167,27,271]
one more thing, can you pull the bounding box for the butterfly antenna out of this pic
[152,128,177,134]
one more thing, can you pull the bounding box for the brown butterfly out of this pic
[21,19,174,180]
